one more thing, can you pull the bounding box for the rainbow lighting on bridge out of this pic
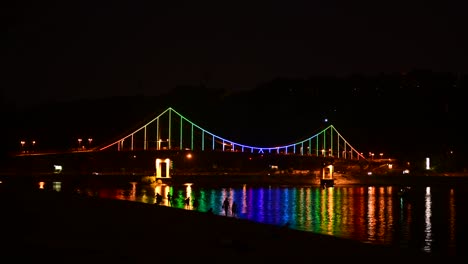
[99,107,365,160]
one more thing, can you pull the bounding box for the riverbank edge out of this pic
[2,172,468,188]
[0,187,431,261]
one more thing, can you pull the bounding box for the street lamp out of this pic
[185,153,193,170]
[157,139,162,150]
[157,139,168,150]
[31,140,36,152]
[88,138,93,148]
[78,138,82,150]
[20,141,25,153]
[380,153,383,159]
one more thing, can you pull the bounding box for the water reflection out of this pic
[37,181,62,192]
[29,181,466,255]
[424,187,432,253]
[449,189,456,253]
[52,181,61,192]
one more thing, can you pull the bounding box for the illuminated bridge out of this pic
[9,107,375,185]
[98,107,365,160]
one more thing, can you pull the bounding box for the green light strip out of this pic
[191,124,194,150]
[168,109,172,149]
[144,126,147,150]
[337,128,340,158]
[180,115,183,150]
[316,135,318,156]
[323,129,326,156]
[202,130,204,151]
[156,118,159,150]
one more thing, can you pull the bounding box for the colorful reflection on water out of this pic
[36,181,465,255]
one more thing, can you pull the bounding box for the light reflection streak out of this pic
[257,188,264,222]
[282,188,290,226]
[320,188,327,233]
[128,182,137,201]
[386,187,394,242]
[52,181,61,192]
[378,187,386,240]
[290,188,297,227]
[242,184,247,214]
[298,188,305,229]
[423,187,432,253]
[267,186,272,222]
[207,189,217,213]
[449,189,456,251]
[274,187,282,224]
[333,188,342,236]
[229,188,234,214]
[312,189,320,232]
[185,183,193,209]
[367,186,376,241]
[326,187,334,235]
[342,188,350,232]
[197,189,206,210]
[247,188,253,219]
[303,188,312,230]
[356,187,367,241]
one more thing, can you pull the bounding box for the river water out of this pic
[36,180,468,256]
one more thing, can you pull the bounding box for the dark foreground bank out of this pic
[0,186,430,262]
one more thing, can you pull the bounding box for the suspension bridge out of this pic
[9,107,374,185]
[89,107,371,185]
[98,107,366,161]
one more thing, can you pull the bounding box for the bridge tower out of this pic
[321,164,334,187]
[155,158,171,178]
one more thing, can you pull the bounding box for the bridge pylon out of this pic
[321,164,335,187]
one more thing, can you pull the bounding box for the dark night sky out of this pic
[4,0,468,109]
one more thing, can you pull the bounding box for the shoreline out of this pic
[0,187,430,261]
[2,171,468,188]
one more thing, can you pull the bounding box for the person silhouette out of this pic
[155,193,162,205]
[231,201,238,217]
[184,196,191,208]
[222,198,230,216]
[192,198,199,209]
[167,193,172,206]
